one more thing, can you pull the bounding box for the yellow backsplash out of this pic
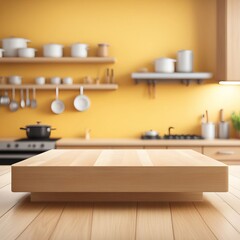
[1,0,239,138]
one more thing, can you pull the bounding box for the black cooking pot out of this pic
[20,121,56,139]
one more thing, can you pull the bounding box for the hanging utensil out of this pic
[20,89,25,108]
[147,80,152,98]
[9,88,19,112]
[51,87,65,114]
[26,88,30,107]
[152,80,156,99]
[73,86,91,111]
[0,90,10,105]
[31,88,37,108]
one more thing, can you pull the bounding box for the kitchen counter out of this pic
[56,138,240,147]
[56,138,240,164]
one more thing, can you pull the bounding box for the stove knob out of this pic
[28,144,31,148]
[7,144,11,148]
[32,144,36,148]
[15,144,19,148]
[40,144,45,148]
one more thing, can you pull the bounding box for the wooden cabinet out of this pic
[167,146,202,154]
[203,146,240,165]
[56,139,240,165]
[217,0,240,81]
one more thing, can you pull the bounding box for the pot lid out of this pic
[26,121,51,128]
[2,37,30,42]
[145,130,159,136]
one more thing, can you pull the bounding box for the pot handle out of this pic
[51,128,56,130]
[20,127,26,130]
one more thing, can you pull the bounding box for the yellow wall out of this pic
[0,0,239,138]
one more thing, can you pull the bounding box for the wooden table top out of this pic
[14,149,226,167]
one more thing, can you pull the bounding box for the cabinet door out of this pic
[203,146,240,164]
[217,0,240,80]
[167,146,202,154]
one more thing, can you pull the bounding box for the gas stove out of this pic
[141,135,203,140]
[0,138,60,165]
[0,138,60,152]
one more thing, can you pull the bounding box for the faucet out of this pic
[168,127,175,136]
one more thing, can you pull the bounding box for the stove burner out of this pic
[16,138,61,142]
[163,134,203,140]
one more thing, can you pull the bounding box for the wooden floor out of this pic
[1,165,240,240]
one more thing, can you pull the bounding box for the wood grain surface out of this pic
[0,165,240,239]
[12,150,228,197]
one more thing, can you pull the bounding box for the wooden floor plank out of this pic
[194,196,240,239]
[0,166,10,176]
[17,203,65,240]
[203,193,240,233]
[0,197,46,240]
[171,202,216,240]
[50,203,93,240]
[217,192,240,214]
[136,202,174,240]
[229,175,240,191]
[0,184,29,218]
[0,172,11,189]
[229,166,240,178]
[229,186,240,200]
[91,203,137,240]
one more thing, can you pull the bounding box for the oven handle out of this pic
[0,154,36,159]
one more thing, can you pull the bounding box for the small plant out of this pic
[231,112,240,131]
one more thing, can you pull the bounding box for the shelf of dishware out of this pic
[0,84,118,90]
[131,72,213,85]
[0,57,116,64]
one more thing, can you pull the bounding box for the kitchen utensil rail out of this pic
[0,84,118,90]
[0,57,116,63]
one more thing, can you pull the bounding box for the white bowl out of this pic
[50,77,61,84]
[8,76,22,85]
[18,48,37,58]
[35,76,45,85]
[63,77,73,85]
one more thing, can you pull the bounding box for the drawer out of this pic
[167,146,202,153]
[144,146,167,149]
[203,147,240,161]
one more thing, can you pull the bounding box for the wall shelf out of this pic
[0,84,118,90]
[0,57,116,64]
[131,72,213,86]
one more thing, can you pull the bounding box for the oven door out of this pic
[0,151,45,165]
